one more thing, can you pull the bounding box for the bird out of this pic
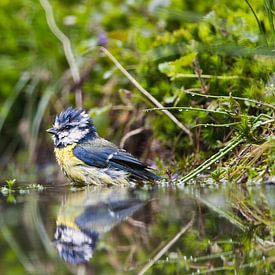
[53,187,148,264]
[47,107,160,185]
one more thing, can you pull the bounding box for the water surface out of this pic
[0,183,275,274]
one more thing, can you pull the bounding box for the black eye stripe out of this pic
[62,125,72,130]
[60,123,88,131]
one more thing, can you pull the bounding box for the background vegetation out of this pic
[0,0,274,184]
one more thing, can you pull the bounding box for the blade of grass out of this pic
[264,0,275,37]
[27,195,56,256]
[182,90,275,110]
[39,0,82,107]
[245,0,268,46]
[171,73,245,80]
[29,86,56,160]
[146,106,233,115]
[179,136,245,184]
[191,122,241,128]
[0,214,36,273]
[145,106,259,119]
[190,193,247,231]
[0,73,30,133]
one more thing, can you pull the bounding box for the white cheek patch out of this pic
[58,128,89,146]
[69,128,88,142]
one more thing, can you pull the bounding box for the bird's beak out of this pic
[47,127,58,135]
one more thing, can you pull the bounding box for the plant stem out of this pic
[99,47,193,142]
[39,0,82,107]
[179,136,245,184]
[182,90,275,110]
[146,106,258,119]
[138,213,194,275]
[245,0,269,46]
[191,122,240,128]
[172,73,245,80]
[146,106,230,115]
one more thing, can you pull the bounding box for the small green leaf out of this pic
[158,52,197,77]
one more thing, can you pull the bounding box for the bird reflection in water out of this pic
[53,187,150,264]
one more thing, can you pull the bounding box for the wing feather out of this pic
[73,142,160,181]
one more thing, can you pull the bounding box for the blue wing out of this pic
[73,142,160,181]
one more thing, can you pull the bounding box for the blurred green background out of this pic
[0,0,274,183]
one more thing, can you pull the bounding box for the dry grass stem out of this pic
[138,213,194,275]
[39,0,83,107]
[100,47,192,142]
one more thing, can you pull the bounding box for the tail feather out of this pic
[111,161,161,181]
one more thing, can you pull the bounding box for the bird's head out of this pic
[47,107,96,147]
[53,225,98,264]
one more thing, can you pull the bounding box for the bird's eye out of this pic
[65,125,71,130]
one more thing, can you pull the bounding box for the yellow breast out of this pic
[54,144,86,184]
[56,190,86,229]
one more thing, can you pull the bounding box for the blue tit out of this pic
[53,187,148,264]
[47,107,160,185]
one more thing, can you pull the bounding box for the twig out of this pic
[138,213,194,275]
[192,57,208,93]
[120,127,146,148]
[39,0,82,107]
[99,47,192,142]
